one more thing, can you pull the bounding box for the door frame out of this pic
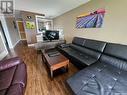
[0,32,8,60]
[0,21,9,50]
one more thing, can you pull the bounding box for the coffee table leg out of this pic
[50,68,53,78]
[66,64,69,72]
[64,64,69,72]
[42,55,45,63]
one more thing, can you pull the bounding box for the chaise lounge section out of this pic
[67,43,127,95]
[0,57,27,95]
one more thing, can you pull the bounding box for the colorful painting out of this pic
[76,9,106,28]
[26,21,35,29]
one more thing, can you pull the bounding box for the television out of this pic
[43,30,59,41]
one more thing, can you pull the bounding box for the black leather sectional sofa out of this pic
[58,37,127,95]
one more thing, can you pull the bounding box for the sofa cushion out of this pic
[6,84,23,95]
[100,43,127,71]
[72,37,86,46]
[62,47,97,66]
[69,51,97,66]
[84,39,106,52]
[12,63,27,87]
[0,66,16,90]
[67,61,127,95]
[67,62,104,94]
[100,54,127,72]
[70,44,101,59]
[62,47,79,55]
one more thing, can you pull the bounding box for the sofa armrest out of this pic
[0,57,23,71]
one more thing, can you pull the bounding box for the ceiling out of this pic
[15,0,90,18]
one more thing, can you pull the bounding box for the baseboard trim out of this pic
[10,40,21,49]
[21,39,27,41]
[28,44,35,47]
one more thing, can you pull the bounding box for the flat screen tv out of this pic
[43,30,59,41]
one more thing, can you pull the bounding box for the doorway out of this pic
[16,21,26,40]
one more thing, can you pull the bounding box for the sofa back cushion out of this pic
[72,37,86,46]
[70,44,101,59]
[100,43,127,71]
[84,39,106,52]
[103,43,127,60]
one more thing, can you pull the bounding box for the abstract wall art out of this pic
[76,9,106,28]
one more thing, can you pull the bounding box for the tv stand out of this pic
[35,40,66,51]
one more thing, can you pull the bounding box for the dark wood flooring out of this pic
[5,41,78,95]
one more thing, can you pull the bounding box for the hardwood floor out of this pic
[5,41,79,95]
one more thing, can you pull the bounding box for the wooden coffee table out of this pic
[42,49,69,78]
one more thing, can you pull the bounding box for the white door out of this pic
[0,32,8,60]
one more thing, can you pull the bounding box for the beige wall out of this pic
[54,0,127,44]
